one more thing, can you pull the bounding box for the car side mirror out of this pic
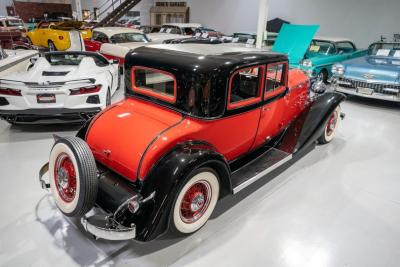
[30,58,37,64]
[311,80,327,94]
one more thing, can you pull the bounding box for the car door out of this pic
[207,65,263,160]
[252,62,288,149]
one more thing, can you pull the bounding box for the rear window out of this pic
[44,53,109,67]
[132,67,176,103]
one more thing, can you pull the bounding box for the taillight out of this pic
[58,36,64,40]
[0,87,22,96]
[70,85,101,95]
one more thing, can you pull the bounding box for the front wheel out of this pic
[318,106,341,144]
[170,168,220,235]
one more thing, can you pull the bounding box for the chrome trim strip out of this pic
[233,154,293,194]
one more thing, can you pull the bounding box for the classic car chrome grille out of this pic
[338,78,400,96]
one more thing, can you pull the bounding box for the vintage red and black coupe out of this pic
[39,44,345,241]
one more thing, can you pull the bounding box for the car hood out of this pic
[86,98,183,181]
[342,56,400,83]
[272,24,319,66]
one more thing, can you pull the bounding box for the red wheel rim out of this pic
[326,111,338,137]
[54,153,77,203]
[180,181,212,224]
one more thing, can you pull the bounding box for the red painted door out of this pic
[252,62,288,149]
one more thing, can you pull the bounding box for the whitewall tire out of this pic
[171,168,220,234]
[318,106,341,144]
[49,137,98,217]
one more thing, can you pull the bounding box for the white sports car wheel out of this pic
[171,168,220,234]
[49,137,98,217]
[318,106,341,144]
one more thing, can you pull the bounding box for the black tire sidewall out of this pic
[168,166,220,236]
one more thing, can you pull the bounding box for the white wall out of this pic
[187,0,400,48]
[0,0,13,16]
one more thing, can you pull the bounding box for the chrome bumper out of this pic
[334,85,400,102]
[81,215,136,241]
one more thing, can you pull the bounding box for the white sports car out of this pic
[0,51,119,124]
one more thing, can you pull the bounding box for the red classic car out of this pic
[39,44,345,242]
[84,27,150,70]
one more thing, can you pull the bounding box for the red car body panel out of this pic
[84,39,102,52]
[87,66,309,182]
[86,99,182,180]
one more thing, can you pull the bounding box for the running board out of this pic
[232,148,292,194]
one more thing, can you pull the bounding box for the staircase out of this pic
[95,0,142,28]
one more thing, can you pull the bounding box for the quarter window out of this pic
[266,63,286,93]
[93,31,109,43]
[132,67,176,103]
[228,66,263,109]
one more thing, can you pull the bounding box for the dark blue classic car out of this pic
[332,42,400,102]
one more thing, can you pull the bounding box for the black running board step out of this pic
[231,148,292,194]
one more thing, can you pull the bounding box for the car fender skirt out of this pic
[295,92,346,151]
[133,141,231,242]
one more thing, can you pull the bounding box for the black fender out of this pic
[133,141,231,242]
[295,92,346,151]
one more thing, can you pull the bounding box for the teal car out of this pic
[299,38,368,82]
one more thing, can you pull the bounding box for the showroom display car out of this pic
[298,38,367,83]
[332,41,400,102]
[84,27,150,68]
[0,51,119,124]
[38,44,345,242]
[27,20,92,51]
[149,23,202,43]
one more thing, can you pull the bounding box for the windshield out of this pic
[368,43,400,57]
[110,33,148,43]
[307,40,335,55]
[44,53,109,66]
[5,19,24,27]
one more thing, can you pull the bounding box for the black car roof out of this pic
[126,44,287,74]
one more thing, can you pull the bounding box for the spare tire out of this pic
[49,137,98,217]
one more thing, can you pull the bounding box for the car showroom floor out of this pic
[0,86,400,267]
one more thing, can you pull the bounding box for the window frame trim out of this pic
[227,65,265,110]
[264,61,288,100]
[131,66,177,104]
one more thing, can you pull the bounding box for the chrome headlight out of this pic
[332,64,345,75]
[301,59,313,67]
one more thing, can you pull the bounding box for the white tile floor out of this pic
[0,87,400,267]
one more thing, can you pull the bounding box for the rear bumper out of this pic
[0,107,101,124]
[38,161,152,241]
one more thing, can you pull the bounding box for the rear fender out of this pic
[133,141,231,241]
[295,92,346,151]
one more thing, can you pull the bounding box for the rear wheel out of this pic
[49,137,98,217]
[48,40,57,51]
[170,167,220,235]
[318,106,341,144]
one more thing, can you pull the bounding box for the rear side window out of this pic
[228,65,264,109]
[266,63,286,93]
[132,67,176,103]
[337,42,355,53]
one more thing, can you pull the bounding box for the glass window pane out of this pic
[230,66,261,104]
[134,68,175,98]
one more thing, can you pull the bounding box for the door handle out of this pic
[262,107,270,111]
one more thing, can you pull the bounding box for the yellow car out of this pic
[27,21,92,51]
